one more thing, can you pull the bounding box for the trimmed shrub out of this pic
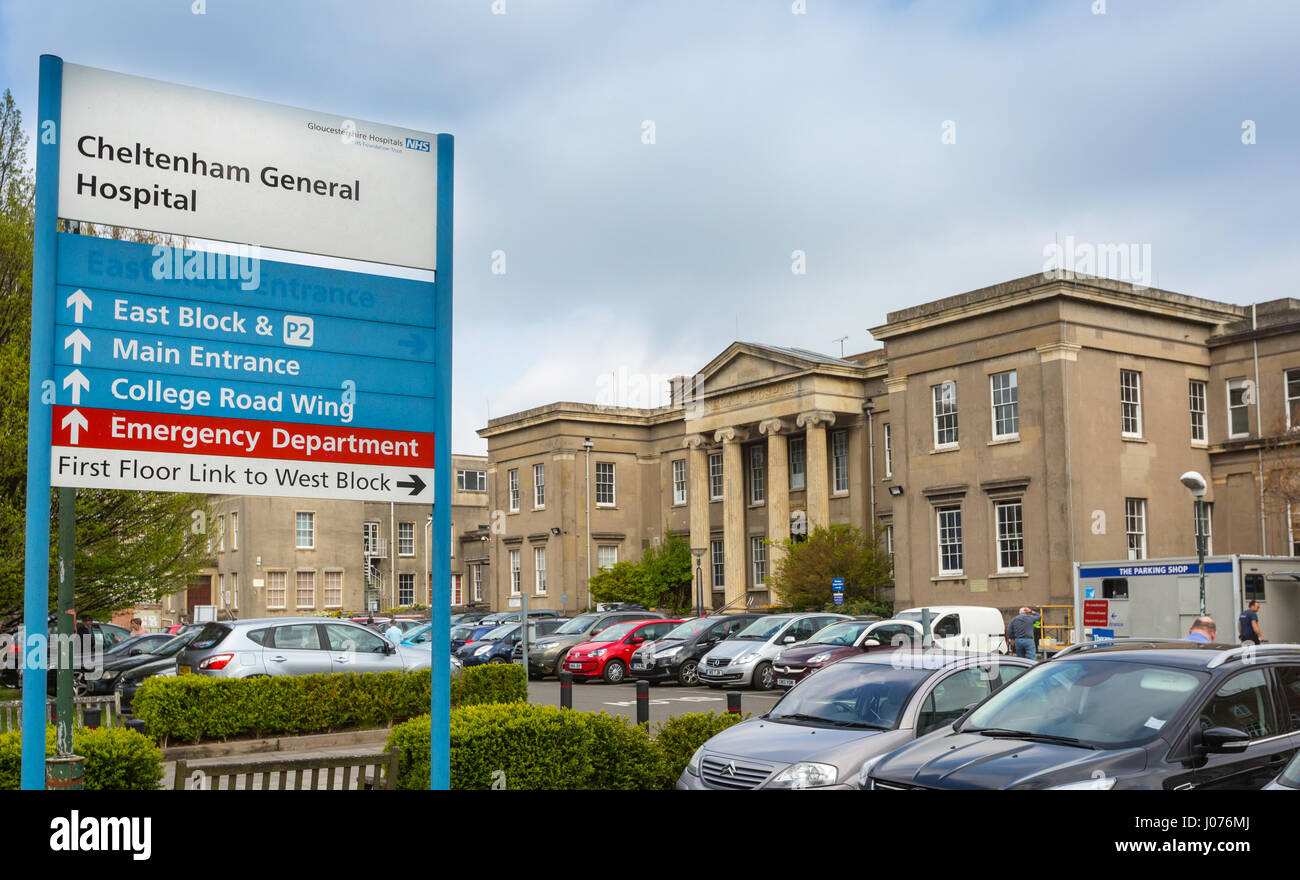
[0,726,160,790]
[581,711,664,790]
[451,663,526,707]
[387,713,432,791]
[450,703,592,790]
[654,711,745,784]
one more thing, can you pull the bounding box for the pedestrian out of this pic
[1007,606,1041,661]
[385,619,404,643]
[128,617,147,637]
[1184,616,1216,643]
[1238,600,1263,645]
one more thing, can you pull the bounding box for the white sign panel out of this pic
[57,63,438,270]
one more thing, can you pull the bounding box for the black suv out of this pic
[628,613,765,686]
[867,640,1300,790]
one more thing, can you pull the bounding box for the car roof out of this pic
[1049,639,1300,669]
[842,649,1029,670]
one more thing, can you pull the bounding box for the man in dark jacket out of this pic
[1007,607,1041,661]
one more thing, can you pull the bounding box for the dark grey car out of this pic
[176,618,430,678]
[677,651,1032,789]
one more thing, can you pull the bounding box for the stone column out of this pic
[798,410,836,531]
[684,433,710,607]
[715,426,749,610]
[758,418,790,590]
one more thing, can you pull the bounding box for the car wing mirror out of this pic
[782,635,796,644]
[862,639,880,648]
[1200,726,1251,754]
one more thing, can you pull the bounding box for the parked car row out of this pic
[679,640,1300,790]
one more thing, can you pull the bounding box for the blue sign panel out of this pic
[831,577,845,593]
[1079,562,1233,579]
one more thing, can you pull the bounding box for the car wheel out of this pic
[603,659,627,684]
[72,673,89,698]
[752,661,775,691]
[554,652,570,679]
[489,656,507,664]
[678,660,700,687]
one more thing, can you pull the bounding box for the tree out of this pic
[587,531,693,612]
[767,523,893,615]
[0,88,211,628]
[1262,410,1300,551]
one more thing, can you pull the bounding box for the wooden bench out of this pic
[172,747,401,790]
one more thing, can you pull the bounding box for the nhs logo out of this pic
[405,138,431,152]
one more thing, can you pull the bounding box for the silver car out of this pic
[697,613,851,690]
[678,651,1033,789]
[176,618,431,678]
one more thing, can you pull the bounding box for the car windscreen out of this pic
[189,623,232,651]
[405,625,433,644]
[768,663,930,729]
[482,624,517,641]
[1281,752,1300,788]
[151,631,200,658]
[105,635,158,656]
[554,615,599,635]
[591,622,637,643]
[734,616,790,641]
[962,659,1205,748]
[807,621,874,646]
[450,625,477,640]
[662,618,714,641]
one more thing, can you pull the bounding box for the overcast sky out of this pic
[3,0,1298,454]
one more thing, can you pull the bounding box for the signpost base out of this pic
[45,755,85,791]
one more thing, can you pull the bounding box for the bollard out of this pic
[126,719,148,735]
[559,671,573,710]
[636,680,649,727]
[727,691,742,715]
[83,707,101,729]
[45,755,85,791]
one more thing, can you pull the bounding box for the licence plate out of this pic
[568,662,583,670]
[632,662,647,670]
[704,667,721,676]
[178,665,191,675]
[777,678,796,687]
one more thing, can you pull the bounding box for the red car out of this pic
[563,618,683,684]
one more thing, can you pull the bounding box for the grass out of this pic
[0,687,21,701]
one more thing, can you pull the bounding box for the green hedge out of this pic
[388,705,745,790]
[0,726,162,790]
[133,665,525,745]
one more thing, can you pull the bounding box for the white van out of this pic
[895,606,1008,654]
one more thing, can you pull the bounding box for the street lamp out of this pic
[583,437,594,612]
[1180,471,1208,615]
[691,547,706,617]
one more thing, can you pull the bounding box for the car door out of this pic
[931,614,962,650]
[914,666,996,737]
[778,617,818,649]
[264,624,331,676]
[324,622,395,674]
[1187,666,1294,790]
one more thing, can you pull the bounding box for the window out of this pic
[1292,504,1300,557]
[995,500,1024,572]
[885,524,894,558]
[1189,380,1207,443]
[882,424,891,478]
[509,550,521,595]
[751,537,766,587]
[789,436,806,490]
[1200,669,1275,739]
[933,383,958,448]
[534,463,545,508]
[991,371,1019,439]
[508,469,519,512]
[218,515,225,552]
[1244,573,1265,603]
[295,570,315,608]
[266,571,287,609]
[711,539,724,590]
[324,570,343,608]
[918,668,994,736]
[750,446,765,504]
[451,573,463,606]
[534,547,547,594]
[457,469,487,492]
[672,459,687,505]
[363,522,379,555]
[1227,378,1251,438]
[295,512,314,549]
[472,564,483,602]
[937,506,963,576]
[231,572,238,611]
[832,430,849,493]
[597,545,618,570]
[399,522,415,556]
[708,453,724,500]
[274,624,322,651]
[217,573,225,608]
[324,623,386,654]
[1125,498,1147,560]
[596,462,615,506]
[399,573,415,606]
[1120,370,1142,437]
[1288,369,1300,428]
[1101,578,1129,600]
[1197,502,1213,556]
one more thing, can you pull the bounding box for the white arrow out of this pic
[64,329,91,365]
[66,289,92,324]
[61,409,88,445]
[62,369,89,405]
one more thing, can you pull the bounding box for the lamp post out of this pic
[583,437,594,611]
[691,547,706,618]
[1180,471,1208,615]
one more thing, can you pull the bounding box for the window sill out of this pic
[1121,435,1146,443]
[932,575,966,582]
[1227,434,1251,441]
[831,491,849,498]
[931,445,959,455]
[507,509,520,515]
[988,436,1020,447]
[748,502,766,509]
[672,502,687,508]
[533,506,546,512]
[709,498,723,504]
[990,571,1027,579]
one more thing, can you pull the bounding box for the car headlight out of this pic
[473,644,493,656]
[1047,775,1116,790]
[686,746,705,777]
[808,652,833,664]
[856,754,887,790]
[657,645,683,659]
[765,762,838,789]
[99,669,119,680]
[590,649,607,657]
[734,651,759,664]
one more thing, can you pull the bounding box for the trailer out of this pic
[1072,555,1300,644]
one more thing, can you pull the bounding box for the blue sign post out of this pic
[831,577,845,607]
[21,56,452,789]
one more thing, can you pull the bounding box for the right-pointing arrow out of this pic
[61,408,88,445]
[62,369,90,405]
[64,329,91,365]
[396,473,427,496]
[66,289,92,323]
